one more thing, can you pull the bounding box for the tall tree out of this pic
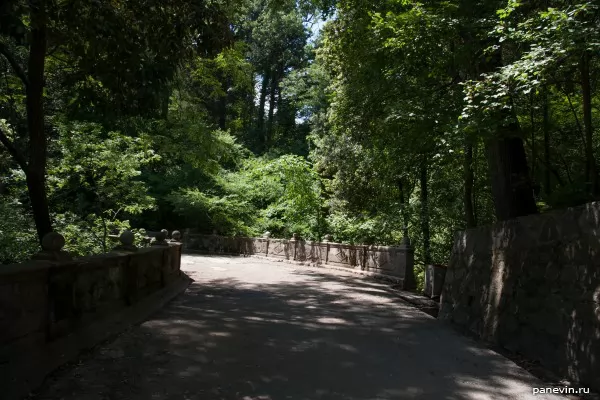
[0,0,231,242]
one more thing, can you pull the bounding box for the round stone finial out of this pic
[155,231,167,242]
[292,233,298,240]
[120,230,135,246]
[264,231,271,238]
[323,234,332,242]
[161,228,169,237]
[41,232,65,251]
[171,230,182,241]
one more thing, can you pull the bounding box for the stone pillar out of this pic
[424,264,447,298]
[182,229,191,251]
[32,232,72,262]
[264,231,271,256]
[323,234,332,264]
[360,245,367,270]
[400,241,416,290]
[208,230,218,253]
[291,233,298,260]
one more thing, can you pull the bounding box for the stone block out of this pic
[545,262,560,281]
[538,216,560,244]
[0,266,49,347]
[437,303,454,321]
[452,306,470,326]
[501,314,519,335]
[437,202,600,392]
[560,266,578,283]
[453,267,467,281]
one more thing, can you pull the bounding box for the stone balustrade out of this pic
[182,231,415,289]
[0,230,183,362]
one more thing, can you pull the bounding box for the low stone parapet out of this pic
[0,232,183,362]
[182,232,415,289]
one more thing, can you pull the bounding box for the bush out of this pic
[0,198,39,264]
[54,212,149,257]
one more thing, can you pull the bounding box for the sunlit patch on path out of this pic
[32,255,564,400]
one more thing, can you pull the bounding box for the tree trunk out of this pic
[26,0,52,243]
[580,51,599,196]
[419,157,431,264]
[216,74,229,130]
[217,87,227,131]
[317,179,326,241]
[218,97,227,130]
[266,70,279,148]
[101,216,108,253]
[476,43,538,221]
[472,141,479,224]
[160,88,169,119]
[397,177,409,239]
[464,139,476,228]
[530,91,536,177]
[485,112,538,221]
[257,70,270,151]
[543,87,552,195]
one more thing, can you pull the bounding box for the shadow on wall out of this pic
[34,260,551,400]
[439,201,600,392]
[182,233,416,289]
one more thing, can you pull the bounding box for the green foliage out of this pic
[250,155,324,239]
[49,121,158,216]
[54,213,148,257]
[326,212,404,245]
[281,61,329,122]
[414,265,426,293]
[169,188,257,236]
[0,197,38,264]
[463,2,600,126]
[2,0,600,281]
[1,0,339,262]
[42,122,158,256]
[167,154,324,240]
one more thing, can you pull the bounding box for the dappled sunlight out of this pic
[443,212,600,393]
[32,255,565,400]
[316,317,349,325]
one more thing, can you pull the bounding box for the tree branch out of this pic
[0,41,30,90]
[0,125,28,170]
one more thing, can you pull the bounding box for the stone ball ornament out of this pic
[120,230,135,246]
[42,231,66,251]
[155,230,168,242]
[171,230,182,241]
[34,232,72,261]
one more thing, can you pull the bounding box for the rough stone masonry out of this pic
[439,201,600,392]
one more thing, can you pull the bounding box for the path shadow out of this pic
[33,258,561,400]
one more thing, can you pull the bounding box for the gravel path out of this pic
[31,255,566,400]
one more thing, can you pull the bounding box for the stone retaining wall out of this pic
[0,242,182,361]
[439,202,600,391]
[183,232,415,289]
